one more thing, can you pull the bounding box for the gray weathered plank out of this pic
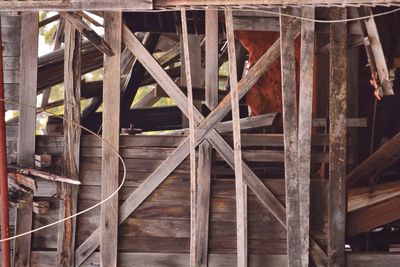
[205,9,219,110]
[56,21,81,267]
[180,9,198,267]
[100,11,122,267]
[225,9,247,267]
[13,12,38,267]
[0,1,152,11]
[298,7,315,267]
[328,7,347,267]
[194,141,212,266]
[280,9,301,267]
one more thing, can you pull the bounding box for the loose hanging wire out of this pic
[0,98,127,243]
[0,3,399,243]
[146,6,400,24]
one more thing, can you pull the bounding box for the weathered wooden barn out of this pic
[1,1,400,267]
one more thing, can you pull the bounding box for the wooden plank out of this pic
[205,9,219,110]
[297,7,315,267]
[233,16,280,32]
[60,12,114,56]
[0,1,152,11]
[194,141,212,266]
[328,7,347,267]
[347,195,400,237]
[225,9,247,267]
[346,253,400,267]
[56,21,81,267]
[13,12,38,267]
[100,11,121,267]
[346,130,400,187]
[34,251,288,267]
[180,9,198,267]
[362,7,394,95]
[280,10,300,267]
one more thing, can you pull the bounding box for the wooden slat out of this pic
[154,0,400,7]
[347,181,400,213]
[328,7,347,267]
[56,21,81,267]
[362,7,393,95]
[346,253,400,267]
[225,8,247,267]
[180,9,198,267]
[13,12,38,267]
[297,7,315,267]
[280,10,300,267]
[347,196,400,237]
[346,130,400,187]
[0,1,152,11]
[194,141,212,266]
[205,9,219,110]
[100,11,121,267]
[60,12,114,56]
[34,251,288,267]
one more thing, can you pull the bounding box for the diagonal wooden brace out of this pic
[75,23,328,266]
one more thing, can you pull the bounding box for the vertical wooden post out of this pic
[194,141,212,266]
[280,9,301,267]
[193,7,218,267]
[328,7,347,267]
[180,33,202,128]
[180,9,199,267]
[100,11,121,267]
[14,12,38,267]
[205,9,219,110]
[56,21,81,267]
[225,9,247,267]
[298,7,315,267]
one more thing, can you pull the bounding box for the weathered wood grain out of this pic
[194,141,212,266]
[100,11,122,267]
[56,21,81,267]
[280,10,301,267]
[13,12,38,267]
[328,7,347,267]
[205,9,219,110]
[180,10,199,267]
[298,7,315,267]
[225,9,247,267]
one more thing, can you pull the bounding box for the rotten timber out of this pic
[328,7,347,267]
[56,21,81,267]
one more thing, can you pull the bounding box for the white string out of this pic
[0,98,127,243]
[0,3,397,243]
[145,6,400,24]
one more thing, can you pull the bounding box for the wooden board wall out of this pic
[23,134,329,266]
[1,14,21,164]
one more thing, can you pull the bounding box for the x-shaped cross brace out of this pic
[75,23,328,266]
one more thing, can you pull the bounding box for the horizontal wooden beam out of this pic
[0,1,151,11]
[154,0,400,8]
